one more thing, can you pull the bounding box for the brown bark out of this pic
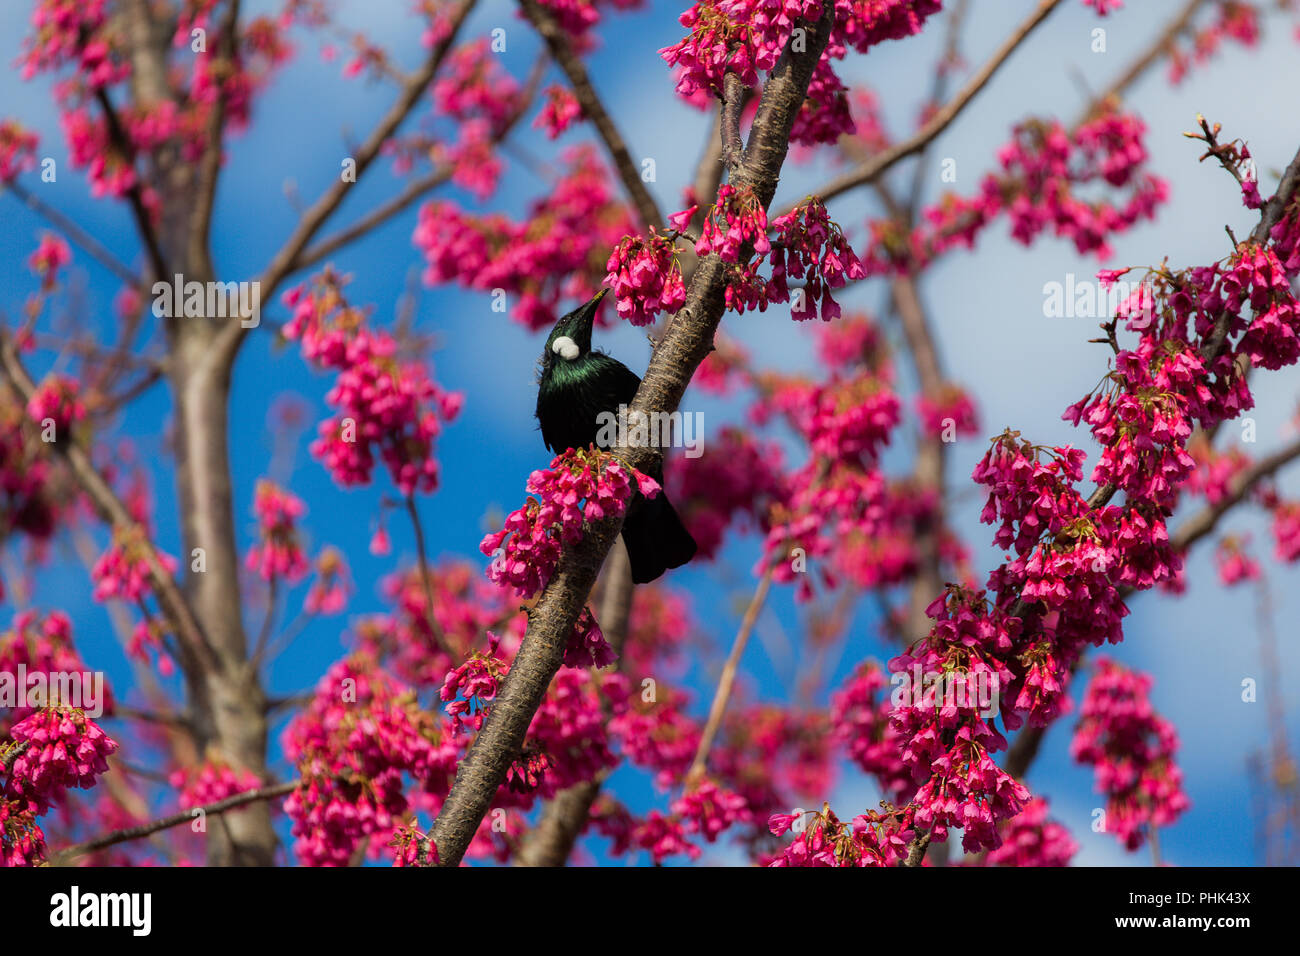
[429,5,838,867]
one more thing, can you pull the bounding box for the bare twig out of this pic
[51,779,301,863]
[685,563,774,786]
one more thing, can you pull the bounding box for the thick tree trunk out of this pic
[169,327,277,865]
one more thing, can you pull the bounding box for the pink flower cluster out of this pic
[0,120,38,182]
[666,426,783,559]
[563,606,616,668]
[91,530,179,604]
[170,759,262,810]
[244,480,310,583]
[414,147,635,330]
[282,273,462,495]
[975,797,1077,867]
[534,84,582,139]
[440,634,511,734]
[25,373,83,432]
[432,39,522,135]
[304,546,352,615]
[696,183,771,264]
[916,384,979,440]
[479,447,658,598]
[604,228,686,326]
[768,198,867,320]
[829,662,912,802]
[1070,659,1189,851]
[768,804,911,867]
[26,234,72,290]
[5,708,118,815]
[889,587,1030,854]
[884,109,1167,272]
[0,611,110,726]
[283,656,459,866]
[1214,535,1260,586]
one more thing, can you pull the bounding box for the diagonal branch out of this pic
[684,561,774,786]
[215,0,478,365]
[0,181,139,286]
[517,0,663,229]
[0,333,217,673]
[428,4,837,867]
[50,779,300,863]
[782,0,1063,218]
[290,53,546,274]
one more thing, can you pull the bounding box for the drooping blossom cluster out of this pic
[26,234,72,290]
[357,560,520,689]
[534,84,582,139]
[1167,1,1265,85]
[479,446,659,598]
[25,373,83,433]
[1214,535,1260,586]
[604,228,687,326]
[414,147,636,330]
[517,668,625,801]
[563,606,616,668]
[767,198,868,320]
[829,662,912,802]
[888,586,1030,854]
[282,271,462,495]
[283,656,459,866]
[749,315,919,599]
[244,480,310,583]
[440,633,511,734]
[170,757,262,810]
[667,427,783,560]
[970,797,1077,866]
[0,119,38,182]
[432,39,523,135]
[661,0,941,150]
[1271,500,1300,564]
[304,546,352,616]
[2,706,118,866]
[0,610,110,729]
[877,108,1167,272]
[5,708,118,816]
[91,527,179,605]
[1070,659,1189,851]
[916,384,979,440]
[768,803,912,867]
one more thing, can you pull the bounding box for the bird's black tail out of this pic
[621,491,697,585]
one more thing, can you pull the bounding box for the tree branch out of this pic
[685,562,774,786]
[0,333,218,672]
[517,0,663,229]
[50,779,299,863]
[215,0,478,364]
[784,0,1063,217]
[428,5,837,867]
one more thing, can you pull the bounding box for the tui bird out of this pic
[535,289,697,584]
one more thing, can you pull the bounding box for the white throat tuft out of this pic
[551,335,580,361]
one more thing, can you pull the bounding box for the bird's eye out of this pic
[551,336,580,361]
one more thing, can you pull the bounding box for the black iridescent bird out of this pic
[535,289,697,584]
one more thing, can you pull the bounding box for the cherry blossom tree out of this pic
[1,0,1299,869]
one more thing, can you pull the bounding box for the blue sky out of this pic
[2,0,1298,866]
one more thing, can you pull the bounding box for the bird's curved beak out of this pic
[549,288,607,354]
